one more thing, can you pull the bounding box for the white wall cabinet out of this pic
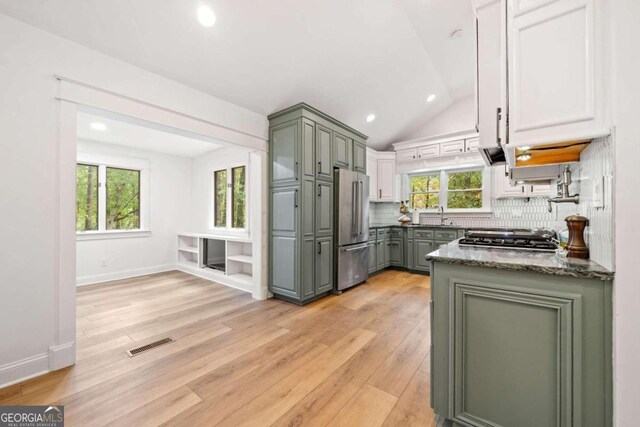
[417,145,440,160]
[396,148,418,163]
[508,0,608,146]
[367,149,396,202]
[440,140,465,157]
[474,0,506,150]
[465,137,480,153]
[474,0,608,153]
[493,167,551,198]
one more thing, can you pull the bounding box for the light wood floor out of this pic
[0,270,451,426]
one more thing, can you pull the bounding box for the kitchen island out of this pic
[426,240,614,427]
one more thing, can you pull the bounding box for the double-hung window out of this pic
[409,167,489,212]
[213,165,247,230]
[76,153,149,236]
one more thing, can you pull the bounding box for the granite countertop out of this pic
[426,240,614,281]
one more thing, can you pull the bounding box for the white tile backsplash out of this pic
[369,136,614,270]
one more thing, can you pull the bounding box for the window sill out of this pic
[76,230,151,241]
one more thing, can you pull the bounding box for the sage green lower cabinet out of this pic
[315,237,333,293]
[388,239,403,266]
[413,240,434,272]
[376,239,386,271]
[430,262,613,427]
[368,240,377,273]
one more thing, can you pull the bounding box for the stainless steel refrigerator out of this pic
[334,169,370,292]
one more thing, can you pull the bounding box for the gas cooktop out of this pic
[458,229,558,252]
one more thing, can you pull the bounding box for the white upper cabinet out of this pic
[440,140,466,157]
[396,148,418,163]
[367,149,396,202]
[465,137,480,152]
[366,149,378,201]
[474,0,507,150]
[417,144,440,160]
[493,166,552,198]
[508,0,608,146]
[377,159,395,201]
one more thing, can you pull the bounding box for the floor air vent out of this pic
[126,337,174,357]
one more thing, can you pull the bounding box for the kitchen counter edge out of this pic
[426,240,614,281]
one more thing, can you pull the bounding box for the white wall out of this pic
[402,96,475,140]
[0,14,266,387]
[76,140,192,285]
[611,0,640,424]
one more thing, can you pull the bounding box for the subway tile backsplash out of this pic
[369,135,614,270]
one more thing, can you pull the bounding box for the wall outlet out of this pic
[592,176,604,209]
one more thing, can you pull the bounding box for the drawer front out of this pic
[418,144,440,160]
[414,229,434,240]
[368,229,377,241]
[434,230,457,241]
[376,228,388,240]
[408,228,414,239]
[440,140,465,156]
[397,148,418,163]
[390,228,404,239]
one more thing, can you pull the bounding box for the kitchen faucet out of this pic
[439,206,448,226]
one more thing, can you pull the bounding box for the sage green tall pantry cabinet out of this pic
[268,103,368,304]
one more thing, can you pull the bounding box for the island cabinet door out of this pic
[450,283,579,427]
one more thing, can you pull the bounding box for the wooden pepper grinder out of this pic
[565,215,590,259]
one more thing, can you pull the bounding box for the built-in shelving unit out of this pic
[176,232,254,293]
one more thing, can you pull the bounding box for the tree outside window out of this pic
[213,165,246,230]
[409,168,485,211]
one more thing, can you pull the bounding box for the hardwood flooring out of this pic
[0,270,451,426]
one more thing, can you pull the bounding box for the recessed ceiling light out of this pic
[427,94,437,103]
[366,114,376,123]
[90,122,107,131]
[517,153,532,161]
[198,5,216,27]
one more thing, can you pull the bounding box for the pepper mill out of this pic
[565,215,589,259]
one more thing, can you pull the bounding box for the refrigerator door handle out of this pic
[342,243,368,252]
[359,180,364,235]
[352,180,357,235]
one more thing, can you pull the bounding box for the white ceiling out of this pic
[77,111,223,157]
[0,0,475,150]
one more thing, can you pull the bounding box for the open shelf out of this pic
[227,254,253,264]
[178,246,199,254]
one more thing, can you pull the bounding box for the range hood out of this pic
[479,146,506,167]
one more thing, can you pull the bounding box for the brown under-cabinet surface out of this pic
[0,270,451,427]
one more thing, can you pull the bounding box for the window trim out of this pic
[76,152,150,238]
[409,166,491,213]
[210,162,249,233]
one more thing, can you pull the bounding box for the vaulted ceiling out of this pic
[0,0,475,150]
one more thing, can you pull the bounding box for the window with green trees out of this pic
[214,169,227,228]
[106,167,140,230]
[409,168,486,211]
[76,155,148,234]
[76,164,99,231]
[213,165,246,229]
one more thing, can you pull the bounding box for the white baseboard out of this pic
[76,264,176,286]
[0,353,49,389]
[49,341,76,371]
